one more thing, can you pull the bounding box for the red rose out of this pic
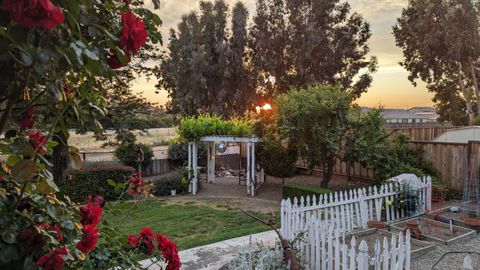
[28,131,47,156]
[52,225,63,241]
[19,229,45,250]
[2,0,64,30]
[89,194,106,208]
[128,227,155,255]
[119,11,147,54]
[156,233,181,270]
[19,107,35,130]
[107,50,131,69]
[36,247,68,270]
[79,202,102,226]
[76,224,99,253]
[127,172,145,196]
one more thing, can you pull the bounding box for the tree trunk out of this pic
[346,160,352,182]
[52,131,68,186]
[458,63,475,120]
[320,157,335,188]
[469,58,480,115]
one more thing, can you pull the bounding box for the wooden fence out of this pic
[411,141,480,190]
[387,126,455,141]
[296,159,374,180]
[280,177,432,240]
[300,219,411,270]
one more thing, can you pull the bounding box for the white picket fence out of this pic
[299,218,411,270]
[281,176,432,240]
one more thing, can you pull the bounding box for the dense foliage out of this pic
[344,109,438,182]
[159,1,254,116]
[393,0,480,123]
[62,166,135,202]
[282,184,332,200]
[114,142,153,167]
[250,0,377,98]
[178,115,254,142]
[276,85,351,188]
[167,142,208,167]
[256,137,297,178]
[0,0,181,269]
[151,168,189,196]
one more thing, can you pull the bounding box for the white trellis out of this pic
[187,136,260,196]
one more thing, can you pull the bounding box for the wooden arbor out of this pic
[187,136,260,196]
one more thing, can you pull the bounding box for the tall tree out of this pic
[393,0,480,121]
[249,0,377,98]
[159,1,253,117]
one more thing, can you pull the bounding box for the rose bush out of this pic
[0,0,179,269]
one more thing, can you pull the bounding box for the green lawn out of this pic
[105,200,277,251]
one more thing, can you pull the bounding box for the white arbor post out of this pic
[251,142,256,196]
[188,142,198,195]
[246,142,251,195]
[207,142,215,183]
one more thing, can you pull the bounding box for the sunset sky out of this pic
[134,0,434,109]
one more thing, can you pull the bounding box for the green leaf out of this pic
[6,155,21,167]
[107,179,117,187]
[66,0,80,19]
[63,220,75,230]
[12,159,36,181]
[2,232,16,244]
[47,204,57,218]
[36,177,59,194]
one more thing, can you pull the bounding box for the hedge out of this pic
[62,166,135,202]
[282,183,332,200]
[150,168,189,196]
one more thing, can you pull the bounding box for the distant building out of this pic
[362,107,438,124]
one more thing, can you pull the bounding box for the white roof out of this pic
[434,126,480,144]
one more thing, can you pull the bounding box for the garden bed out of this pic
[425,206,480,231]
[344,228,434,258]
[390,217,475,245]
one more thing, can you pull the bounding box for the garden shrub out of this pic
[282,183,332,200]
[151,168,189,196]
[62,166,135,202]
[168,142,207,167]
[115,142,154,167]
[256,137,297,178]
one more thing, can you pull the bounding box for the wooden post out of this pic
[207,142,215,183]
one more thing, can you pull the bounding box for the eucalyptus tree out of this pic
[249,0,377,98]
[159,1,254,117]
[393,0,480,121]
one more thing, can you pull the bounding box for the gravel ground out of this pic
[412,235,480,270]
